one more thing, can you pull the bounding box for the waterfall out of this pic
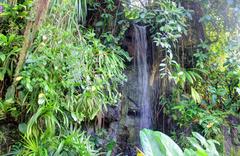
[130,0,149,7]
[134,24,152,129]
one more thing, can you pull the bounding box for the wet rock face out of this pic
[0,122,19,155]
[115,66,141,154]
[122,25,153,64]
[103,105,121,123]
[223,115,240,155]
[113,24,167,155]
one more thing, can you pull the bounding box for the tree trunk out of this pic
[13,0,50,87]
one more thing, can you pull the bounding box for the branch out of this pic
[138,0,146,8]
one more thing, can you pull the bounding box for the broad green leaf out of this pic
[95,21,104,27]
[196,149,208,156]
[8,34,16,43]
[0,53,6,62]
[18,123,27,134]
[140,129,184,156]
[184,149,196,156]
[5,85,15,100]
[4,98,14,105]
[0,33,7,44]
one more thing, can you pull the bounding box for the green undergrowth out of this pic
[1,0,130,155]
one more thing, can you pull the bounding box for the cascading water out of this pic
[130,0,150,8]
[134,24,152,129]
[114,22,159,155]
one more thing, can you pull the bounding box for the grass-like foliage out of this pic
[1,0,129,155]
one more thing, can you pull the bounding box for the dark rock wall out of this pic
[113,25,173,155]
[222,115,240,155]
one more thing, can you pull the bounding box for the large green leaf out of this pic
[140,129,184,156]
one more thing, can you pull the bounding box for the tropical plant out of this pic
[123,0,189,51]
[1,0,130,154]
[1,0,240,155]
[10,125,97,156]
[140,129,220,156]
[0,1,31,99]
[140,129,184,156]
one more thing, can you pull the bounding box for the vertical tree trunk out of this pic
[181,1,205,41]
[13,0,50,87]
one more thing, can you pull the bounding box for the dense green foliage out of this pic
[125,0,189,48]
[0,0,240,155]
[125,0,240,154]
[0,0,129,155]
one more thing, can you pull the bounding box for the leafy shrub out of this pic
[11,125,97,156]
[1,0,130,155]
[123,0,189,51]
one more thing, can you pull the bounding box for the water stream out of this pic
[134,24,152,129]
[130,0,149,8]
